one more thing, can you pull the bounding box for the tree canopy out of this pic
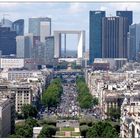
[76,77,98,109]
[21,104,38,119]
[10,118,39,138]
[37,125,57,138]
[86,121,119,138]
[42,78,63,108]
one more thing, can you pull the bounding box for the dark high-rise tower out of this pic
[12,19,24,36]
[0,27,16,55]
[89,11,105,64]
[102,17,128,58]
[127,24,140,61]
[116,11,133,31]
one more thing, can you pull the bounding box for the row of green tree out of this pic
[71,62,82,69]
[16,104,38,119]
[38,125,57,138]
[10,118,39,138]
[56,61,68,70]
[42,78,63,109]
[10,118,58,138]
[76,77,98,109]
[80,121,120,138]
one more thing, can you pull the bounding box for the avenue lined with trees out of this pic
[11,72,120,138]
[42,78,63,109]
[76,77,98,109]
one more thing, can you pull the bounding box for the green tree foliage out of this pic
[80,125,89,138]
[37,125,57,138]
[10,118,39,138]
[86,121,119,138]
[25,118,39,127]
[71,62,82,69]
[56,61,68,69]
[42,78,63,108]
[15,124,33,137]
[76,77,98,109]
[21,104,38,119]
[92,97,99,106]
[107,107,121,120]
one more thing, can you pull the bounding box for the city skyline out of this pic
[1,2,140,50]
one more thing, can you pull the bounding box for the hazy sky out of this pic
[1,2,140,50]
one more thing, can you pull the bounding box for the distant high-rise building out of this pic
[29,17,51,45]
[0,98,13,137]
[16,36,25,58]
[44,36,54,64]
[102,17,128,58]
[24,34,33,58]
[32,36,54,66]
[127,24,140,61]
[0,27,16,55]
[12,19,24,36]
[16,33,33,58]
[40,21,51,42]
[1,18,12,29]
[116,11,133,31]
[89,11,105,64]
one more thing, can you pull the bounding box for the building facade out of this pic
[102,17,128,58]
[0,58,24,69]
[121,97,140,138]
[127,24,140,61]
[16,36,25,58]
[12,19,24,36]
[116,11,133,31]
[44,36,54,65]
[0,98,12,137]
[24,34,33,58]
[40,21,51,42]
[28,17,51,45]
[14,85,32,113]
[89,11,106,64]
[0,27,16,55]
[1,19,12,29]
[16,34,33,58]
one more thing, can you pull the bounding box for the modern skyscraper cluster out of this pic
[0,18,24,56]
[89,10,133,64]
[15,17,54,67]
[1,18,24,35]
[29,17,51,46]
[0,16,53,68]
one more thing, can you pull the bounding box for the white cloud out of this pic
[68,3,87,14]
[0,3,19,8]
[109,3,140,12]
[99,6,108,11]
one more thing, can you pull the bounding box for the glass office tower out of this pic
[89,11,105,64]
[12,19,24,36]
[116,11,133,31]
[0,27,16,55]
[102,17,128,58]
